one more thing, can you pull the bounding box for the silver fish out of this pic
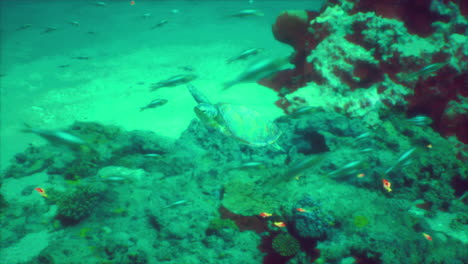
[283,154,325,180]
[406,115,432,126]
[151,20,168,29]
[41,27,57,34]
[150,74,197,91]
[22,124,88,147]
[229,9,264,17]
[142,153,163,158]
[359,148,374,153]
[234,161,265,170]
[223,56,290,89]
[163,200,188,209]
[72,56,90,60]
[68,21,79,26]
[328,160,365,177]
[404,62,447,81]
[140,98,168,111]
[385,147,418,174]
[227,48,264,64]
[16,24,32,31]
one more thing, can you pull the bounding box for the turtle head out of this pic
[194,103,218,125]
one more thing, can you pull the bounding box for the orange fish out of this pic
[296,208,307,212]
[357,173,365,178]
[382,179,392,192]
[259,212,272,218]
[35,187,48,198]
[422,233,432,241]
[130,0,135,5]
[273,222,286,227]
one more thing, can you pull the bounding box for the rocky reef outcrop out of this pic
[265,0,468,144]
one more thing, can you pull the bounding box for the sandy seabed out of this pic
[0,0,322,169]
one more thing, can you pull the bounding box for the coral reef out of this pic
[265,0,468,144]
[1,99,466,263]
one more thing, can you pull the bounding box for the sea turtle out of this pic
[187,84,283,150]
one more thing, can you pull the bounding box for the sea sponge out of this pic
[50,184,104,224]
[272,233,300,257]
[272,10,310,48]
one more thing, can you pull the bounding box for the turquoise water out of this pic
[1,1,467,264]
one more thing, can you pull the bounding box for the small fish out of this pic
[328,160,365,177]
[356,173,365,178]
[151,20,168,29]
[58,64,70,68]
[22,124,88,148]
[382,179,392,192]
[164,200,187,209]
[426,144,432,149]
[178,65,194,72]
[355,132,371,141]
[273,221,286,227]
[41,27,57,34]
[150,74,197,91]
[68,21,79,26]
[227,48,264,64]
[406,115,432,126]
[385,147,418,174]
[287,106,319,119]
[141,13,152,19]
[16,24,32,31]
[234,161,265,170]
[140,98,168,111]
[100,176,127,183]
[72,56,90,60]
[229,9,264,18]
[224,56,291,89]
[259,212,273,218]
[422,232,432,241]
[130,0,135,5]
[95,1,106,6]
[142,153,162,158]
[296,208,307,213]
[35,187,48,198]
[404,62,447,80]
[282,154,325,182]
[360,148,374,153]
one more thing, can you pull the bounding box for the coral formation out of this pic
[289,196,335,240]
[265,0,468,143]
[272,233,301,257]
[49,184,104,224]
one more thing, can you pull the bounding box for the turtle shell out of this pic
[216,103,281,147]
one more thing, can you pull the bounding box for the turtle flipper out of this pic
[187,84,211,105]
